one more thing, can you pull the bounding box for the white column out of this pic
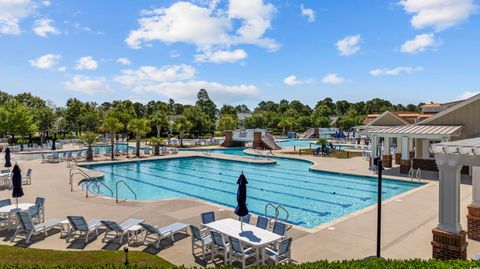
[396,137,402,154]
[422,139,430,159]
[415,138,422,158]
[401,136,409,160]
[371,135,379,158]
[437,161,463,233]
[472,167,480,207]
[384,137,391,155]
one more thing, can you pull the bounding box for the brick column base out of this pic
[382,155,393,168]
[409,151,415,159]
[400,159,411,174]
[432,228,467,260]
[395,153,401,165]
[467,204,480,240]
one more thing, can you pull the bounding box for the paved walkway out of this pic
[1,148,479,267]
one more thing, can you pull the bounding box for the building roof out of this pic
[367,125,463,136]
[420,93,480,125]
[432,137,480,156]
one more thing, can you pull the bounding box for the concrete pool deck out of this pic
[1,148,479,266]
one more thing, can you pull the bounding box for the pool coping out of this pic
[74,147,429,234]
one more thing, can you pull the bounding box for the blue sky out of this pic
[0,0,479,108]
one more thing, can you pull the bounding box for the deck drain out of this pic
[327,227,336,231]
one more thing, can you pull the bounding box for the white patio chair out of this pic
[11,211,61,244]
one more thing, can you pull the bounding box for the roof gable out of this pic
[366,111,410,127]
[420,93,480,125]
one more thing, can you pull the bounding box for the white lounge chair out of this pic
[140,222,189,248]
[264,238,292,265]
[100,218,143,244]
[11,211,61,244]
[66,216,102,243]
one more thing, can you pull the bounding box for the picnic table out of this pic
[0,203,36,229]
[204,218,283,265]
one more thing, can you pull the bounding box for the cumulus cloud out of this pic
[195,49,247,63]
[125,0,278,54]
[456,91,480,100]
[29,54,61,70]
[64,75,111,95]
[114,64,259,103]
[283,75,313,86]
[335,35,361,56]
[116,57,131,66]
[401,33,437,54]
[370,66,424,76]
[33,18,60,37]
[75,56,98,70]
[398,0,478,31]
[322,73,345,84]
[0,0,38,35]
[300,4,315,22]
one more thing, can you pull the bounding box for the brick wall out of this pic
[432,228,467,260]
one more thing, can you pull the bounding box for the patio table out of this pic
[0,173,11,189]
[204,218,283,265]
[0,203,36,229]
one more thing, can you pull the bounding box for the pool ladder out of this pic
[115,180,137,203]
[264,203,291,229]
[69,165,114,198]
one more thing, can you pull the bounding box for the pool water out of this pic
[85,148,423,228]
[277,139,351,149]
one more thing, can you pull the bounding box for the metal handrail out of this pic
[264,202,277,219]
[85,179,113,198]
[416,168,422,181]
[115,180,137,203]
[408,167,414,180]
[276,205,289,221]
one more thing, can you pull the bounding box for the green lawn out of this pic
[0,245,173,268]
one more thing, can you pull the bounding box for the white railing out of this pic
[115,180,137,203]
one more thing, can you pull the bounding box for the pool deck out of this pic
[1,146,479,266]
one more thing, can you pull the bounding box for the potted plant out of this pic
[150,137,164,156]
[81,132,99,161]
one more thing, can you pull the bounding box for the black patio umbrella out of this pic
[234,172,249,230]
[51,138,56,150]
[4,147,12,168]
[12,164,24,207]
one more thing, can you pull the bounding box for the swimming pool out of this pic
[85,148,423,228]
[277,139,351,149]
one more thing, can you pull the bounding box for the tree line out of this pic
[0,89,425,145]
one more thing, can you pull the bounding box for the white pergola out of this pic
[432,138,480,234]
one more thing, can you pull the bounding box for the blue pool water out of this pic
[85,148,422,228]
[277,139,351,149]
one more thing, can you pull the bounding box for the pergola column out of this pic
[432,157,467,260]
[467,166,480,240]
[422,139,431,159]
[382,137,392,167]
[395,137,402,164]
[400,136,411,174]
[371,135,379,158]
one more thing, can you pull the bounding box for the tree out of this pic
[365,98,394,114]
[0,91,12,105]
[235,104,251,114]
[36,107,56,146]
[311,111,331,128]
[81,132,98,160]
[335,100,351,115]
[149,109,169,138]
[14,92,46,109]
[219,104,237,117]
[217,115,239,132]
[0,100,37,144]
[111,101,135,140]
[338,116,362,131]
[174,116,193,147]
[278,116,297,136]
[195,89,217,129]
[128,118,150,157]
[149,137,164,156]
[183,107,211,137]
[64,98,84,136]
[101,117,122,160]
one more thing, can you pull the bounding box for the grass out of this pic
[0,244,173,268]
[283,149,363,159]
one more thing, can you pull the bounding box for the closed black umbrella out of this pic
[52,138,56,150]
[234,172,249,230]
[4,147,11,168]
[12,164,24,207]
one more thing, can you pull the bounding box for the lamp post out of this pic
[376,159,383,258]
[123,247,129,266]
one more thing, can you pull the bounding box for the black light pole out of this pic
[376,159,383,258]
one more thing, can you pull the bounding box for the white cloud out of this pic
[33,18,60,37]
[370,66,424,76]
[115,65,197,86]
[335,35,361,56]
[283,75,313,86]
[0,0,38,35]
[300,4,315,22]
[114,64,259,103]
[401,33,437,54]
[195,49,247,63]
[322,73,345,84]
[456,91,480,100]
[116,57,131,66]
[64,75,111,95]
[75,56,98,70]
[28,54,61,69]
[125,0,278,52]
[398,0,478,31]
[57,66,66,72]
[169,50,181,58]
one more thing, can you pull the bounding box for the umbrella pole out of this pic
[16,197,18,208]
[241,219,244,231]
